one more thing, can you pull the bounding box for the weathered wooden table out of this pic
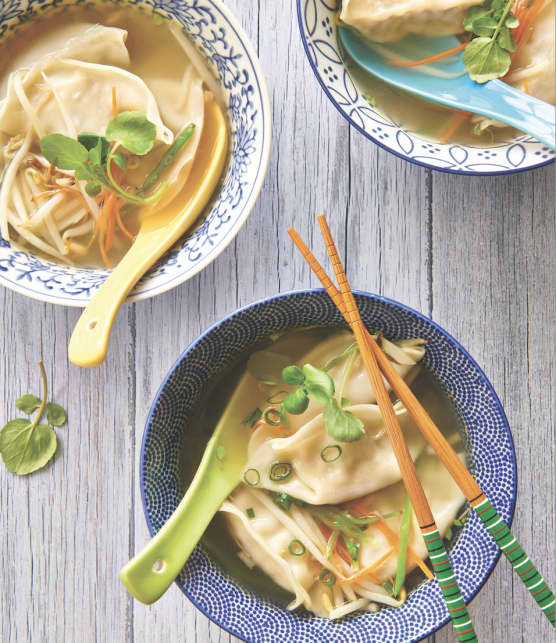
[1,2,554,641]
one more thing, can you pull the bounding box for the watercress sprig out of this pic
[462,0,519,82]
[0,362,67,475]
[40,111,166,204]
[281,363,365,442]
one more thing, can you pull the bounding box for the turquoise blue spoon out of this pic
[338,28,556,149]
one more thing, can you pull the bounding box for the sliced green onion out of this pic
[319,568,336,586]
[288,539,306,556]
[246,508,255,519]
[383,580,394,596]
[267,390,289,405]
[264,408,282,426]
[394,494,412,596]
[270,461,292,481]
[215,445,226,461]
[271,491,292,511]
[242,408,262,427]
[243,468,260,486]
[325,529,339,561]
[320,445,342,463]
[342,534,360,570]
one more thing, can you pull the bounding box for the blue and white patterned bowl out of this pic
[141,289,517,643]
[297,0,555,175]
[0,0,270,305]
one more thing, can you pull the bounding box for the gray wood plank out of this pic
[0,294,135,643]
[431,164,556,642]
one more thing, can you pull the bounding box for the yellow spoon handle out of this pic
[68,230,171,367]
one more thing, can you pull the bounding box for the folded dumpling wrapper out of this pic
[340,0,481,43]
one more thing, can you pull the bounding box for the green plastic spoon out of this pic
[120,371,259,604]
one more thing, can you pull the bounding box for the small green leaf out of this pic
[462,37,511,83]
[323,398,365,442]
[282,389,309,415]
[78,133,110,161]
[340,397,350,408]
[46,403,66,427]
[322,343,358,372]
[504,12,519,28]
[15,394,41,414]
[106,111,157,155]
[498,26,516,52]
[85,180,102,197]
[0,420,57,475]
[472,15,498,37]
[40,134,89,171]
[75,165,93,181]
[464,6,492,30]
[281,365,305,386]
[247,351,291,385]
[302,364,334,403]
[112,151,128,170]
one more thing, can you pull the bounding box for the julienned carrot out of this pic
[339,547,395,584]
[512,0,548,49]
[388,41,468,67]
[115,202,135,241]
[440,110,470,144]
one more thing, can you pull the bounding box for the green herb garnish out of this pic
[243,468,260,486]
[242,407,262,428]
[462,0,519,82]
[320,445,342,463]
[215,445,226,461]
[267,391,289,405]
[40,112,167,206]
[279,361,365,442]
[325,529,339,560]
[342,534,361,570]
[383,580,395,596]
[288,539,306,556]
[264,408,282,426]
[322,342,359,372]
[271,491,306,511]
[246,507,255,519]
[0,362,66,475]
[394,494,412,596]
[269,461,292,482]
[319,568,336,587]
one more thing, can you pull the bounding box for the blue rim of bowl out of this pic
[139,288,517,642]
[295,1,554,177]
[0,0,272,307]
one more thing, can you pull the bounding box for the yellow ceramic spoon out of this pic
[68,99,228,367]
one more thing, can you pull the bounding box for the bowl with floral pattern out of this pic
[140,289,517,643]
[297,0,554,175]
[0,0,270,305]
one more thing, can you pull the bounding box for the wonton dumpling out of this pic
[280,331,425,433]
[245,403,426,504]
[340,0,481,43]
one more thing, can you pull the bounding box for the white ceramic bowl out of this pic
[0,0,271,305]
[297,0,555,175]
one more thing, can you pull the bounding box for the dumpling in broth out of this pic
[339,0,482,43]
[245,402,426,504]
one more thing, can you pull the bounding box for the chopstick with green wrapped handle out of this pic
[316,216,478,642]
[288,225,556,629]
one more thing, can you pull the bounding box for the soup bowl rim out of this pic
[0,0,271,306]
[295,0,555,176]
[140,287,517,643]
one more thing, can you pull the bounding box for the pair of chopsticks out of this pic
[289,216,556,637]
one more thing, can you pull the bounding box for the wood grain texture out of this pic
[0,0,554,641]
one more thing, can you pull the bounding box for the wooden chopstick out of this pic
[288,224,556,629]
[316,215,478,642]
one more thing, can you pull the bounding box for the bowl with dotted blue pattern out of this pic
[0,0,270,305]
[297,0,555,175]
[140,289,517,643]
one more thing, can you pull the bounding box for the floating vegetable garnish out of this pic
[280,362,365,442]
[0,361,67,475]
[271,491,307,511]
[242,407,262,428]
[246,508,255,519]
[215,445,226,461]
[288,539,306,556]
[394,494,412,596]
[319,569,336,587]
[320,445,342,463]
[264,408,282,426]
[267,391,289,405]
[325,530,339,561]
[243,468,260,486]
[269,461,292,482]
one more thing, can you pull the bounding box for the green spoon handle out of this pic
[120,434,228,604]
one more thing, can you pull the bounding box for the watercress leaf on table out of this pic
[323,398,365,442]
[15,394,41,414]
[40,134,89,171]
[247,351,291,385]
[462,37,511,82]
[106,111,157,155]
[0,420,57,475]
[282,389,309,415]
[498,25,516,52]
[302,364,334,403]
[281,365,305,386]
[85,180,102,197]
[46,402,67,427]
[112,150,128,170]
